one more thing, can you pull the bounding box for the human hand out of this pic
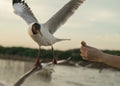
[80,41,104,62]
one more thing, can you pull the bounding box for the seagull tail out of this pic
[56,38,71,42]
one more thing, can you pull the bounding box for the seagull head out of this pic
[32,23,43,36]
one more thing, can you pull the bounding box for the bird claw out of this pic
[52,57,57,65]
[35,58,42,68]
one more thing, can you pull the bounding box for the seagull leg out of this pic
[35,45,42,68]
[51,46,57,64]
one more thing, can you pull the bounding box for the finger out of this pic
[80,46,87,53]
[80,53,87,60]
[80,47,83,53]
[81,41,92,49]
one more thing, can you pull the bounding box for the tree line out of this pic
[0,45,120,61]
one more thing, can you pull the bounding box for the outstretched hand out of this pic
[80,41,104,62]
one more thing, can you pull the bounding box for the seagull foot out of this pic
[52,57,57,65]
[35,58,42,69]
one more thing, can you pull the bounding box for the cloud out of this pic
[89,10,116,22]
[94,34,120,49]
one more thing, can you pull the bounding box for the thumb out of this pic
[81,41,87,47]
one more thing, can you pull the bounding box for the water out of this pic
[0,59,120,86]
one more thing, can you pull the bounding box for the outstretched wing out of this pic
[13,0,38,25]
[44,0,85,34]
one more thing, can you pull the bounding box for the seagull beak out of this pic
[39,31,43,36]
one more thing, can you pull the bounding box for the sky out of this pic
[0,0,120,50]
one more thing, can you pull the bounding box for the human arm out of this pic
[80,41,120,69]
[102,53,120,69]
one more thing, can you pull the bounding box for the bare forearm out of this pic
[80,41,120,69]
[102,53,120,69]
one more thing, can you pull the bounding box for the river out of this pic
[0,59,120,86]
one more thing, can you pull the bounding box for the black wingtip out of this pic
[13,0,24,4]
[13,0,20,4]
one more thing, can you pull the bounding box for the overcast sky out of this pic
[0,0,120,50]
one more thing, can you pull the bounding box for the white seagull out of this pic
[12,0,85,65]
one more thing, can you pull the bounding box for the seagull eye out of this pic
[34,23,41,29]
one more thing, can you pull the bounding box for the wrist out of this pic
[98,52,106,63]
[101,53,110,63]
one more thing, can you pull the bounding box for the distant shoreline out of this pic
[0,54,120,71]
[0,54,34,62]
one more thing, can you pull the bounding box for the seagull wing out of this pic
[13,0,38,25]
[44,0,85,34]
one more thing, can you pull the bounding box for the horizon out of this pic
[0,0,120,50]
[0,44,120,51]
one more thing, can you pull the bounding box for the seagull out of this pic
[13,58,71,86]
[12,0,85,65]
